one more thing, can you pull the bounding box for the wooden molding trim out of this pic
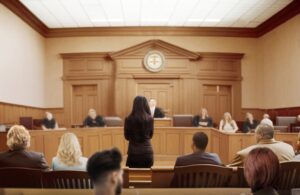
[0,0,48,36]
[61,52,110,59]
[198,52,244,59]
[1,0,299,38]
[109,39,201,60]
[256,0,300,37]
[45,26,258,38]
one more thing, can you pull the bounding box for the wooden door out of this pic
[72,85,98,125]
[203,85,232,123]
[137,83,173,116]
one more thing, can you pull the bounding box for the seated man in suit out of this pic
[87,148,123,195]
[0,125,49,170]
[41,112,59,130]
[228,124,295,167]
[83,108,106,127]
[149,98,165,118]
[174,132,222,166]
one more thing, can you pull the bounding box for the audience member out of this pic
[242,112,258,133]
[174,132,221,166]
[294,131,300,160]
[149,98,165,118]
[52,132,87,171]
[228,124,295,167]
[244,147,280,195]
[192,108,213,127]
[125,96,154,168]
[83,108,106,127]
[41,112,58,130]
[0,125,49,170]
[219,112,238,133]
[87,148,123,195]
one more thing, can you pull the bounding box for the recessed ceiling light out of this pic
[204,19,221,22]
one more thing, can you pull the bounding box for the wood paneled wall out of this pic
[0,102,64,126]
[62,40,244,127]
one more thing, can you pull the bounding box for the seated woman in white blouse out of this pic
[219,112,238,133]
[52,132,87,171]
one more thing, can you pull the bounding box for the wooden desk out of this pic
[0,188,251,195]
[154,118,173,127]
[0,127,297,165]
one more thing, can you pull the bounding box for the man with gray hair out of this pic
[228,124,295,167]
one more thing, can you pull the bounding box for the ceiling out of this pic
[19,0,293,28]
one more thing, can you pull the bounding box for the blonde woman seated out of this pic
[219,112,238,133]
[52,133,87,171]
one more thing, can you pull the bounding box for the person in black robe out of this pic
[124,96,154,168]
[242,112,258,133]
[83,109,106,127]
[192,108,213,127]
[149,98,165,118]
[42,112,58,130]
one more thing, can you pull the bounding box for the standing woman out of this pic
[124,96,154,168]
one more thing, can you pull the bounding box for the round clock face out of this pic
[143,51,165,72]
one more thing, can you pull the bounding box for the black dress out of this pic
[192,115,213,127]
[242,119,258,133]
[42,118,56,129]
[83,116,105,127]
[124,116,154,168]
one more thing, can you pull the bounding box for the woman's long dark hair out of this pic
[129,96,151,122]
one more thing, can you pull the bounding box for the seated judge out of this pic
[87,148,123,195]
[52,133,87,171]
[0,125,49,170]
[242,112,258,133]
[41,112,58,130]
[228,124,295,167]
[219,112,238,133]
[149,98,165,118]
[83,109,106,127]
[244,148,280,195]
[174,132,222,166]
[192,108,213,127]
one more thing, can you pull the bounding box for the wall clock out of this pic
[143,50,165,72]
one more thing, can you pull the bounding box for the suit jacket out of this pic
[153,107,165,118]
[0,150,49,170]
[192,115,213,127]
[175,151,222,167]
[83,116,105,127]
[228,139,295,167]
[242,119,258,133]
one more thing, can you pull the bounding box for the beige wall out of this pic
[0,4,45,107]
[258,14,300,109]
[45,36,259,108]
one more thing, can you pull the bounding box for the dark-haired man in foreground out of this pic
[174,132,222,166]
[87,148,123,195]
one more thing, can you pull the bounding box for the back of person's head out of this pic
[130,96,151,121]
[255,124,274,142]
[244,147,279,193]
[57,133,82,166]
[192,132,208,151]
[87,148,123,195]
[7,125,30,151]
[260,118,273,127]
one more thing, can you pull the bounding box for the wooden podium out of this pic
[154,118,173,127]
